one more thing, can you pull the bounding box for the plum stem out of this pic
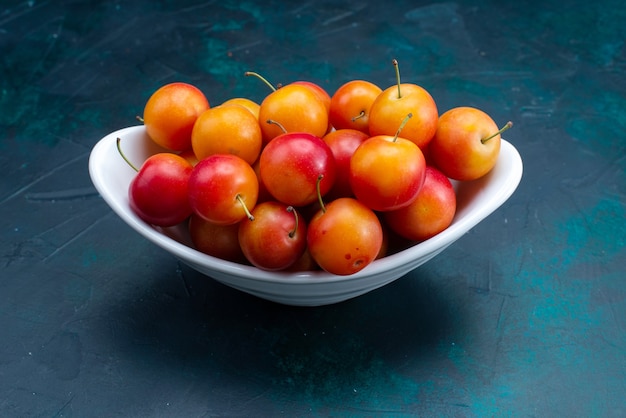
[245,71,277,92]
[393,59,402,99]
[316,174,326,214]
[393,113,413,142]
[287,206,299,238]
[116,137,139,172]
[351,110,366,122]
[266,119,288,134]
[236,194,255,220]
[481,121,513,144]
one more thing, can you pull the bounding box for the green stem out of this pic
[266,119,288,134]
[287,206,298,238]
[116,137,139,172]
[392,59,402,99]
[244,71,277,92]
[351,110,366,122]
[236,194,255,220]
[481,121,513,144]
[316,174,326,214]
[393,113,413,142]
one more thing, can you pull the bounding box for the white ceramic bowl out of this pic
[89,126,523,306]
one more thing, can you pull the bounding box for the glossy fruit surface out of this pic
[128,152,193,226]
[429,106,503,181]
[259,132,336,207]
[188,214,246,263]
[349,134,426,211]
[291,80,332,133]
[307,197,383,275]
[142,82,209,151]
[238,201,307,271]
[258,84,329,143]
[220,97,260,119]
[322,129,369,198]
[329,79,382,133]
[191,104,262,164]
[384,166,457,241]
[188,154,258,225]
[368,83,438,150]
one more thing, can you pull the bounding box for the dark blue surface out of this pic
[1,1,625,416]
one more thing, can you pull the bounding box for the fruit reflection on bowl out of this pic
[89,126,523,306]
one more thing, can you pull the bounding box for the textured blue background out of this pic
[1,1,625,416]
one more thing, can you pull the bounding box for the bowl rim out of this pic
[89,125,523,284]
